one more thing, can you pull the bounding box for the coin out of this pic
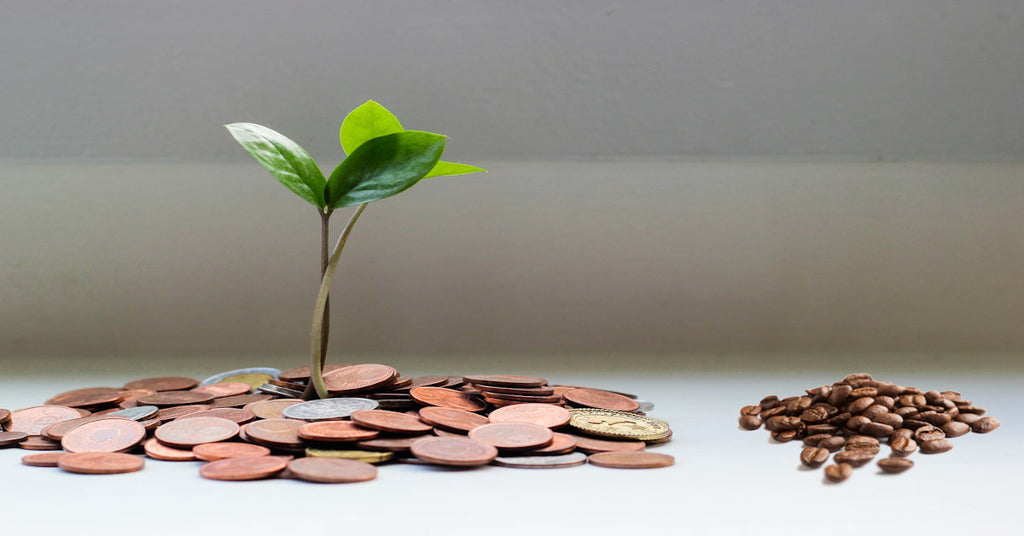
[61,419,146,453]
[199,456,288,481]
[355,436,423,453]
[137,391,216,407]
[417,406,489,433]
[282,398,379,421]
[400,376,449,390]
[410,387,487,412]
[19,436,63,450]
[350,410,433,435]
[244,399,302,420]
[568,434,646,454]
[42,415,131,441]
[528,432,577,455]
[410,436,498,466]
[200,367,281,387]
[492,452,587,469]
[154,416,240,449]
[45,387,123,409]
[143,438,196,461]
[468,423,554,452]
[482,393,564,404]
[563,388,640,412]
[634,400,655,413]
[155,405,211,421]
[463,375,547,388]
[286,457,377,483]
[488,403,571,429]
[209,393,274,408]
[8,406,82,435]
[296,421,380,443]
[256,383,304,398]
[124,376,199,392]
[21,452,65,467]
[107,406,159,421]
[193,442,271,461]
[0,408,11,427]
[244,418,305,448]
[323,364,398,394]
[117,389,158,405]
[191,382,252,399]
[0,431,29,447]
[304,449,395,464]
[477,385,556,396]
[276,363,348,383]
[587,451,675,469]
[178,407,255,424]
[568,408,672,441]
[59,452,145,474]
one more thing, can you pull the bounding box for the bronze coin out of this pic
[400,376,450,390]
[277,362,349,382]
[482,392,564,404]
[409,436,499,466]
[417,406,489,433]
[199,456,288,481]
[355,436,423,452]
[410,387,487,412]
[563,388,640,412]
[137,391,216,407]
[8,406,82,435]
[154,416,240,449]
[463,375,547,388]
[0,431,30,447]
[297,421,380,443]
[178,407,255,424]
[488,403,572,429]
[41,415,132,441]
[245,418,305,448]
[323,364,399,394]
[381,376,413,390]
[568,434,646,454]
[244,399,302,420]
[61,418,146,453]
[209,393,274,409]
[156,404,211,421]
[117,389,157,403]
[287,457,378,483]
[432,427,465,438]
[527,432,577,455]
[477,385,556,396]
[143,437,196,461]
[45,387,123,408]
[191,382,252,399]
[19,436,63,450]
[0,408,11,426]
[59,452,145,474]
[587,451,674,469]
[350,410,433,435]
[124,376,199,392]
[21,452,66,467]
[468,423,554,451]
[193,442,271,461]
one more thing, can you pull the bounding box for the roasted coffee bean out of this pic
[805,385,831,399]
[800,447,829,468]
[889,436,917,457]
[902,419,929,430]
[859,422,894,438]
[824,463,853,482]
[894,406,919,418]
[901,386,922,395]
[899,394,926,407]
[818,436,847,452]
[874,395,896,410]
[890,428,914,441]
[784,397,812,413]
[740,405,762,416]
[860,405,889,420]
[873,413,903,428]
[955,413,982,425]
[799,406,829,424]
[771,429,798,442]
[850,387,878,399]
[845,435,879,450]
[758,395,780,409]
[760,405,787,419]
[914,425,946,442]
[805,424,839,435]
[828,412,852,427]
[834,449,875,467]
[941,421,970,438]
[768,416,803,432]
[918,411,952,427]
[971,417,1000,434]
[845,415,871,432]
[919,438,953,454]
[802,434,832,447]
[877,457,914,474]
[738,415,763,430]
[876,383,903,397]
[847,397,875,414]
[829,385,853,406]
[924,390,943,405]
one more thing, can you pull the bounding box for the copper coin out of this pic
[124,376,199,392]
[59,452,145,474]
[156,404,211,421]
[45,387,123,408]
[245,418,305,448]
[464,375,547,388]
[433,427,466,438]
[21,452,66,467]
[178,407,255,424]
[0,408,11,426]
[61,418,146,453]
[191,382,252,399]
[143,437,196,461]
[528,432,577,455]
[350,410,433,435]
[209,393,274,409]
[355,436,423,452]
[244,399,302,420]
[483,393,564,404]
[8,406,82,435]
[277,362,349,382]
[410,387,487,412]
[417,406,489,433]
[563,388,640,412]
[137,391,216,407]
[199,456,288,481]
[287,457,378,483]
[400,376,450,390]
[488,403,572,429]
[117,389,157,403]
[380,376,413,390]
[154,416,240,448]
[193,442,271,461]
[42,415,131,441]
[568,434,646,454]
[19,436,63,450]
[588,451,674,469]
[478,385,556,396]
[297,421,380,443]
[0,431,30,447]
[410,436,498,466]
[468,423,554,451]
[323,364,398,394]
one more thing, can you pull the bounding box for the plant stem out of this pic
[308,203,368,399]
[302,208,333,400]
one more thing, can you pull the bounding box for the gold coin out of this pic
[304,448,394,464]
[218,373,274,390]
[567,408,672,441]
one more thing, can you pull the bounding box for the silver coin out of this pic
[107,405,159,421]
[257,383,304,398]
[634,399,655,413]
[492,452,587,469]
[282,398,379,421]
[199,367,281,386]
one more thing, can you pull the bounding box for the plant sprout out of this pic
[226,101,484,399]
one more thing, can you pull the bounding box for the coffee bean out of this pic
[799,406,829,424]
[845,415,871,432]
[771,429,798,442]
[760,405,786,419]
[954,413,982,425]
[829,385,853,406]
[971,417,1000,434]
[919,438,954,454]
[914,425,946,442]
[785,397,813,413]
[902,419,929,430]
[848,398,875,414]
[894,406,919,418]
[740,405,762,416]
[859,422,894,438]
[889,436,917,456]
[924,390,943,405]
[877,457,914,474]
[738,415,763,430]
[843,373,873,383]
[845,435,879,450]
[860,405,889,420]
[850,387,878,399]
[818,436,847,452]
[940,421,970,438]
[958,406,987,416]
[805,385,831,399]
[828,412,852,427]
[874,395,896,410]
[800,447,830,468]
[890,428,913,441]
[759,395,780,409]
[766,416,802,432]
[873,413,903,428]
[802,434,832,447]
[834,450,875,467]
[918,411,952,427]
[805,424,839,435]
[876,383,903,397]
[825,463,853,482]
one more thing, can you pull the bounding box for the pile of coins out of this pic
[1,363,674,482]
[738,373,1000,482]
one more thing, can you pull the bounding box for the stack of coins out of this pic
[2,363,674,482]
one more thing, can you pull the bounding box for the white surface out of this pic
[1,356,1020,535]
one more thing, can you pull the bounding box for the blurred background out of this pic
[2,1,1022,363]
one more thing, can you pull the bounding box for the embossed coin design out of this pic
[59,452,145,474]
[568,408,672,441]
[587,451,675,469]
[61,419,146,453]
[154,416,240,449]
[8,406,82,435]
[287,457,378,483]
[410,436,498,466]
[323,364,398,394]
[282,398,379,421]
[488,403,572,429]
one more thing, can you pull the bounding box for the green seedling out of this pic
[227,101,485,399]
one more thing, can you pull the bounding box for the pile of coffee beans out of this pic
[739,373,1000,482]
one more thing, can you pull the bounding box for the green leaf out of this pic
[339,100,404,156]
[226,123,326,207]
[424,160,487,179]
[326,131,446,208]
